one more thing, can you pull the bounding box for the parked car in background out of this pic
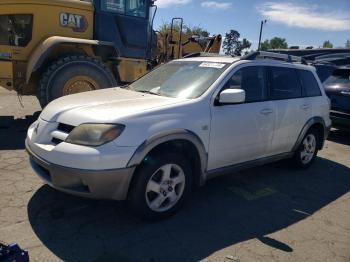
[26,52,331,220]
[322,68,350,128]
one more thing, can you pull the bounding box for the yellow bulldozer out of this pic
[0,0,221,107]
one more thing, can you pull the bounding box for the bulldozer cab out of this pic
[0,0,221,107]
[93,0,157,60]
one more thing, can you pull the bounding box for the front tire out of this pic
[291,128,319,169]
[128,153,192,220]
[38,55,117,107]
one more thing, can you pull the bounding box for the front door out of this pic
[208,65,275,171]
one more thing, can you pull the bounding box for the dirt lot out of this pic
[1,87,350,262]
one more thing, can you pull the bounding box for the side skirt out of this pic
[205,152,294,180]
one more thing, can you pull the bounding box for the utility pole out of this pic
[258,20,267,51]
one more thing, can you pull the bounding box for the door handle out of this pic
[300,104,311,110]
[260,108,273,115]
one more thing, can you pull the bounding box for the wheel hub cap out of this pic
[145,163,186,212]
[63,76,99,95]
[300,134,316,164]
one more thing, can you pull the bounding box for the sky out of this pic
[153,0,350,50]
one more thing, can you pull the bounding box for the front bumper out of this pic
[26,140,135,200]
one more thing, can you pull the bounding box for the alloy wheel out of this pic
[300,133,316,164]
[145,164,186,212]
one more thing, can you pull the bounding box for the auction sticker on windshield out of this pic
[199,62,226,69]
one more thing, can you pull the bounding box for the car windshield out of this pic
[128,61,230,99]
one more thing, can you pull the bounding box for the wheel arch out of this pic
[292,117,327,151]
[127,129,208,187]
[26,36,119,84]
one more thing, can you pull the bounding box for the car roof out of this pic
[176,56,240,64]
[176,55,316,72]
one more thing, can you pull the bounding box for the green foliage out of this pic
[260,40,269,51]
[260,37,288,50]
[241,38,252,52]
[158,22,209,37]
[223,30,251,56]
[345,40,350,49]
[158,22,179,36]
[185,25,209,37]
[323,40,333,48]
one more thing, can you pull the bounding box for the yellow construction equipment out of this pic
[0,0,221,107]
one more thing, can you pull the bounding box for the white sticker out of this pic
[199,62,226,69]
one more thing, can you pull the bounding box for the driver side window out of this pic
[223,66,267,103]
[126,0,146,18]
[101,0,147,18]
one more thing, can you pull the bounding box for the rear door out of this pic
[208,65,275,170]
[267,66,310,155]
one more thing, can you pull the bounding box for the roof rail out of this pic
[183,52,227,58]
[241,51,308,65]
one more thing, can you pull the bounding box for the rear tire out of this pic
[38,55,117,107]
[291,128,319,169]
[128,153,192,220]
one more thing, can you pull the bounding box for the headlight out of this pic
[65,124,125,146]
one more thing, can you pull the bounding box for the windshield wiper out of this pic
[119,84,130,89]
[136,90,162,96]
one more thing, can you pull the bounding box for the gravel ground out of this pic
[0,87,350,262]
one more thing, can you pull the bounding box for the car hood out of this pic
[40,88,186,126]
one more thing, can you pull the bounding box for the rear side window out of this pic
[299,70,322,97]
[0,14,33,47]
[269,67,302,100]
[224,66,266,102]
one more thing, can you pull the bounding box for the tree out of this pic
[184,25,209,38]
[260,37,288,50]
[269,37,288,49]
[260,40,270,51]
[158,22,210,49]
[158,21,181,36]
[158,22,209,37]
[240,38,252,55]
[223,30,240,56]
[223,30,251,56]
[323,40,333,48]
[345,40,350,49]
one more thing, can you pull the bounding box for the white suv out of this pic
[26,52,331,220]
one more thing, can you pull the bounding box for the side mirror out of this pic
[219,89,245,104]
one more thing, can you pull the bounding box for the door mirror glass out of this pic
[219,89,245,104]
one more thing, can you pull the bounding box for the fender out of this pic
[26,36,118,83]
[292,116,328,152]
[127,129,208,185]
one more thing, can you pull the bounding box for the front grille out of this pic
[51,123,75,145]
[57,123,75,133]
[51,137,63,145]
